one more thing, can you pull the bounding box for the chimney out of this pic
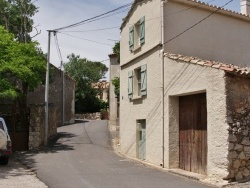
[241,0,250,15]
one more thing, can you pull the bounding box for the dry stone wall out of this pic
[226,74,250,181]
[75,113,101,120]
[29,104,57,150]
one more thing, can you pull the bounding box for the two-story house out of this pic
[120,0,250,181]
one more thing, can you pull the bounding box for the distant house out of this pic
[92,80,109,102]
[119,0,250,181]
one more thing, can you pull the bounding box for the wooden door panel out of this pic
[179,93,207,175]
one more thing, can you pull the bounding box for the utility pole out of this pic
[44,30,53,145]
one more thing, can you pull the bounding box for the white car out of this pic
[0,117,12,165]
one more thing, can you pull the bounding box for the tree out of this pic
[64,54,108,113]
[111,77,120,97]
[0,0,38,42]
[0,26,46,104]
[112,41,120,63]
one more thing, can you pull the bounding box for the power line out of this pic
[59,0,217,34]
[53,32,64,69]
[53,2,133,31]
[58,32,114,46]
[60,26,120,33]
[163,0,234,45]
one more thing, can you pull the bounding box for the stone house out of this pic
[119,0,250,181]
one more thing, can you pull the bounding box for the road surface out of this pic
[15,120,213,188]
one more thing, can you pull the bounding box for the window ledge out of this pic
[132,95,142,100]
[132,46,141,53]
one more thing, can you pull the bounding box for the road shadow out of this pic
[0,160,37,181]
[10,131,76,172]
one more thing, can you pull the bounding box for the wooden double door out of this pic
[179,93,207,175]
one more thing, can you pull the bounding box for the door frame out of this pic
[178,93,207,175]
[136,119,146,160]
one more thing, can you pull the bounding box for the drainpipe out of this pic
[161,0,166,168]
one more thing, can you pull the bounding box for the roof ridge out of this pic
[164,52,250,77]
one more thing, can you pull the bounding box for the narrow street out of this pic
[15,120,213,188]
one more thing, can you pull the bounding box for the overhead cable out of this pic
[58,32,114,46]
[53,2,133,31]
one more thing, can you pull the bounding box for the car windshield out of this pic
[0,121,4,130]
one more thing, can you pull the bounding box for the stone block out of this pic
[228,134,238,142]
[228,151,238,159]
[243,168,250,177]
[234,144,243,151]
[229,143,235,151]
[239,152,246,160]
[242,160,246,167]
[235,172,243,180]
[242,137,250,145]
[242,130,249,136]
[233,160,241,169]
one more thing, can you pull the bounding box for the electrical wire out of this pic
[53,2,133,31]
[58,0,217,34]
[60,26,120,33]
[53,33,64,70]
[163,0,234,45]
[58,32,114,46]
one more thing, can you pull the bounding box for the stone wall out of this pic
[226,74,250,181]
[75,113,101,120]
[29,104,57,150]
[28,64,75,127]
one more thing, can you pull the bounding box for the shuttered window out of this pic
[140,16,145,45]
[129,26,134,51]
[140,64,147,96]
[128,70,134,99]
[129,16,145,51]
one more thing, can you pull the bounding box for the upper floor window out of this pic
[129,16,145,51]
[128,64,147,99]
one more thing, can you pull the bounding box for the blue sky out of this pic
[31,0,240,79]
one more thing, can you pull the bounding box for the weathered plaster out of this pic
[120,49,162,166]
[165,58,228,178]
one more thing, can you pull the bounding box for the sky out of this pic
[31,0,240,80]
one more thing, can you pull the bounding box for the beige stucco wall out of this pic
[120,48,163,166]
[165,1,250,67]
[120,0,161,67]
[109,55,120,122]
[164,58,229,178]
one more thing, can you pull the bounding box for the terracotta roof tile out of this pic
[164,52,250,77]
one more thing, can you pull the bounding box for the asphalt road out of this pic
[16,120,213,188]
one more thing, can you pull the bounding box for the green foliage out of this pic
[112,41,120,63]
[0,0,38,42]
[112,77,120,97]
[0,26,46,99]
[64,53,109,113]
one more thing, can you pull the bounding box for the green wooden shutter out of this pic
[129,26,134,51]
[141,64,147,96]
[128,70,134,99]
[140,16,145,45]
